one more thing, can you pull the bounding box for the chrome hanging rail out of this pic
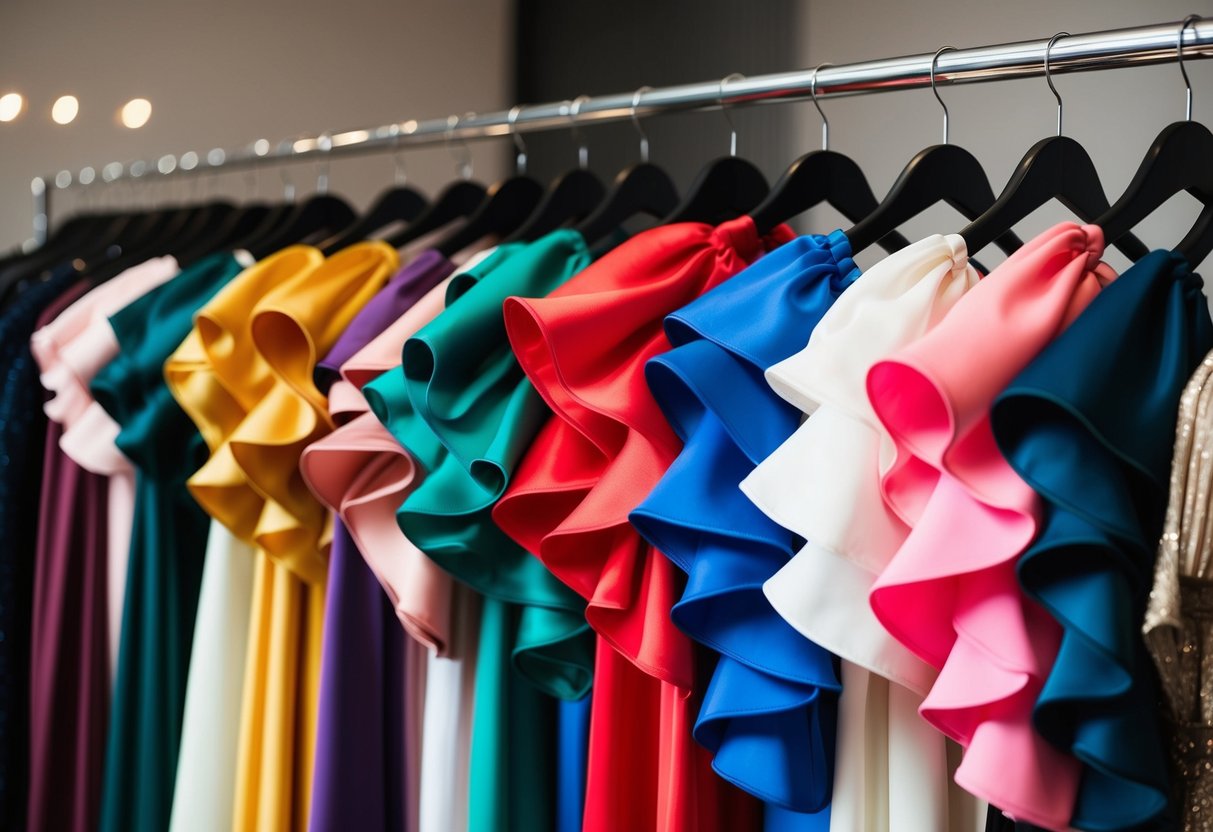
[31,16,1213,242]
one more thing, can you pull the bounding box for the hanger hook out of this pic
[445,114,473,180]
[719,73,744,156]
[315,132,333,195]
[567,95,590,169]
[280,166,295,202]
[810,62,835,151]
[930,46,957,145]
[1044,32,1069,137]
[631,86,653,163]
[507,105,528,175]
[1178,15,1202,121]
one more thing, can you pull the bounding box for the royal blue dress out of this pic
[631,231,858,832]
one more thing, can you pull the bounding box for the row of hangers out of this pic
[12,17,1213,314]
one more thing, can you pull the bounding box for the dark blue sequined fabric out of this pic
[0,265,83,831]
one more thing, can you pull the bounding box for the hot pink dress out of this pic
[866,223,1114,829]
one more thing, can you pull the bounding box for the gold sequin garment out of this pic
[1144,349,1213,830]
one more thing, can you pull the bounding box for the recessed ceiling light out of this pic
[51,95,79,125]
[0,93,24,122]
[120,97,152,129]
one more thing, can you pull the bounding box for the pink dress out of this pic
[866,223,1114,829]
[32,256,179,676]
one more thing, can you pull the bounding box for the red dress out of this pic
[494,216,793,831]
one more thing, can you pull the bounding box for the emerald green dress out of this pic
[90,253,247,832]
[364,231,595,831]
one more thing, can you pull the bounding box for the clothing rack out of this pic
[31,16,1213,243]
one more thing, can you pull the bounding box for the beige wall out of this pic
[0,0,514,250]
[793,0,1213,275]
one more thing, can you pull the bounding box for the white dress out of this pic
[740,235,985,832]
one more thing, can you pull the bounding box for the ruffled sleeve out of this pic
[990,249,1213,830]
[865,223,1113,828]
[375,231,595,699]
[495,217,793,688]
[493,216,791,832]
[628,231,856,822]
[300,277,456,652]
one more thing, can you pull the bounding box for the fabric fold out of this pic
[991,249,1213,830]
[739,234,982,831]
[495,216,792,832]
[628,232,858,826]
[864,223,1113,829]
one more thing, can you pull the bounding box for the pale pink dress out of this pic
[867,223,1114,830]
[31,256,179,677]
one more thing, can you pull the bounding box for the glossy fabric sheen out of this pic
[183,241,396,832]
[165,246,324,832]
[991,250,1213,830]
[304,250,455,832]
[629,231,858,829]
[494,216,792,832]
[33,255,178,678]
[300,266,480,832]
[24,280,98,832]
[865,224,1113,829]
[740,235,982,832]
[395,231,593,700]
[89,252,246,832]
[363,232,595,832]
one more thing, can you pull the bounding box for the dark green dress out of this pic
[364,231,595,831]
[91,252,247,832]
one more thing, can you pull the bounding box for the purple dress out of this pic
[308,250,455,832]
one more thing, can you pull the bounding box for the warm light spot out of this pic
[51,95,79,125]
[120,98,152,129]
[0,93,24,122]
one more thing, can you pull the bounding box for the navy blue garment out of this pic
[0,265,80,832]
[991,250,1213,831]
[630,232,858,831]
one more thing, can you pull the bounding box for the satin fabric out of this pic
[24,280,98,832]
[991,249,1213,830]
[629,232,859,830]
[33,255,178,677]
[300,264,482,832]
[172,241,398,832]
[395,231,594,698]
[165,246,324,832]
[494,216,792,832]
[364,232,596,832]
[865,224,1114,829]
[90,252,247,832]
[304,250,456,832]
[739,235,982,832]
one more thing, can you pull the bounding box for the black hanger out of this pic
[845,47,1022,257]
[247,191,358,260]
[320,182,428,255]
[748,65,909,252]
[1096,121,1213,267]
[502,97,610,243]
[383,179,487,249]
[175,201,272,266]
[1096,18,1213,267]
[429,107,549,256]
[662,75,770,225]
[576,88,680,245]
[962,34,1148,261]
[501,167,605,243]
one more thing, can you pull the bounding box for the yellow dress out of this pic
[166,242,399,832]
